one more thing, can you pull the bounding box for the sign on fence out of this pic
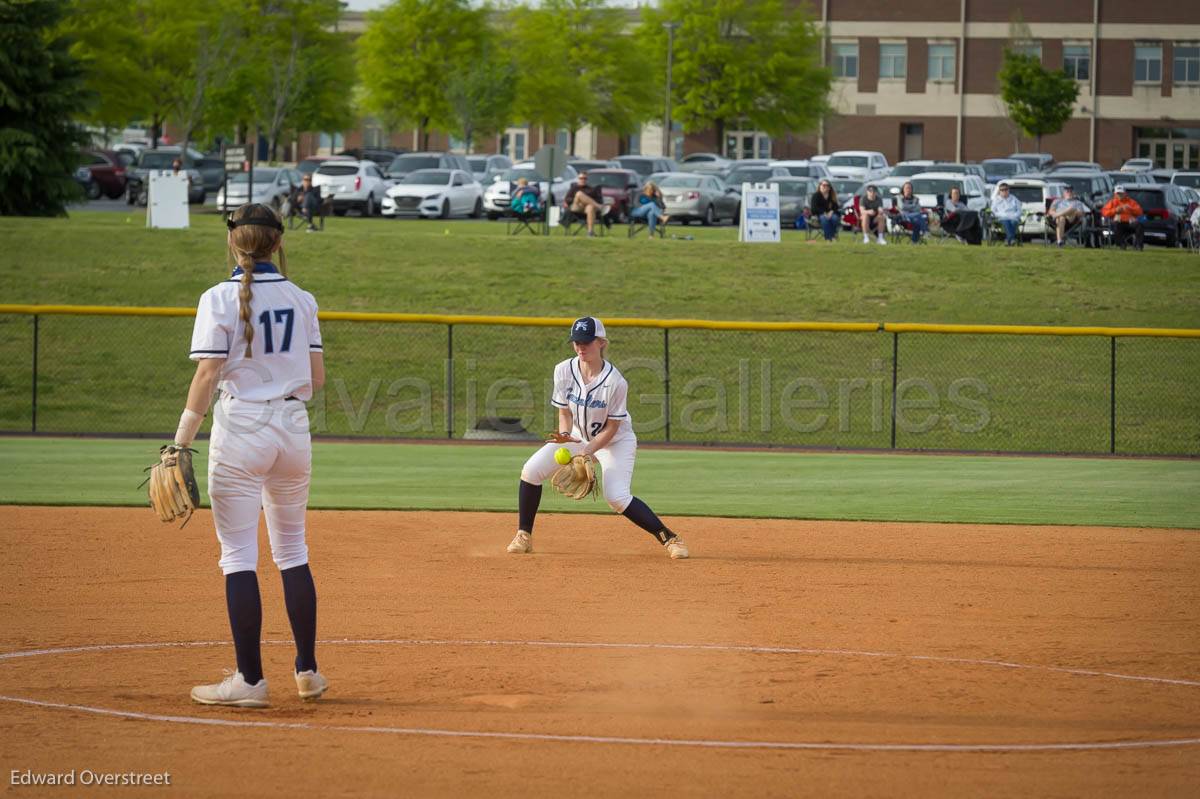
[738,182,781,243]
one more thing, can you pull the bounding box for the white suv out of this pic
[827,150,890,182]
[311,160,390,216]
[907,172,990,212]
[991,177,1071,238]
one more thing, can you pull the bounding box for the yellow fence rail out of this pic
[1,305,1196,338]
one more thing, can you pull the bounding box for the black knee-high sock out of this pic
[622,497,676,544]
[281,563,318,673]
[225,570,263,684]
[518,479,542,533]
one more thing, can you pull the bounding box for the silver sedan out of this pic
[659,173,740,226]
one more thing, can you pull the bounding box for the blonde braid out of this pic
[237,250,255,358]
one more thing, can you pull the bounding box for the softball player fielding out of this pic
[177,203,328,707]
[508,316,689,559]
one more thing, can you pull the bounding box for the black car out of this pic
[1120,185,1192,247]
[338,147,406,168]
[194,157,225,195]
[1044,170,1114,209]
[125,148,206,205]
[384,151,471,183]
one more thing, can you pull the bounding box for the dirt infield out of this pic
[0,506,1197,797]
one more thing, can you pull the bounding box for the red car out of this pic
[574,168,641,221]
[79,149,132,199]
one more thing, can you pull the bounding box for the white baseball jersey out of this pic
[189,263,322,401]
[550,357,632,443]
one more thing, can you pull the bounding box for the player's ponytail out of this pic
[237,256,255,357]
[226,203,284,358]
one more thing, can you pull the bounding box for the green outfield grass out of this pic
[1,212,1198,454]
[1,211,1199,326]
[1,437,1196,528]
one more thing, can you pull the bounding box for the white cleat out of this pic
[877,235,888,245]
[507,530,533,554]
[295,670,329,700]
[862,234,870,244]
[190,670,269,708]
[665,537,690,559]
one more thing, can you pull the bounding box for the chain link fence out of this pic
[1,308,1197,456]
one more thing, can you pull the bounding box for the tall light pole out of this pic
[663,21,680,158]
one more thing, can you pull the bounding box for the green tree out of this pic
[509,0,657,153]
[244,0,354,161]
[445,38,516,153]
[637,0,830,149]
[358,0,488,151]
[998,49,1079,152]
[62,0,182,147]
[0,0,90,216]
[59,0,145,138]
[164,2,241,157]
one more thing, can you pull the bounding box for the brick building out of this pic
[781,0,1200,168]
[296,2,1200,170]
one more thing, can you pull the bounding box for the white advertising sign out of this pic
[738,182,780,243]
[147,172,189,229]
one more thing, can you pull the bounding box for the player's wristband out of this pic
[175,408,204,447]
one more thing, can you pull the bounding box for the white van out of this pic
[826,150,890,182]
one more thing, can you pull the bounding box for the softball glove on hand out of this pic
[551,454,597,501]
[144,445,200,527]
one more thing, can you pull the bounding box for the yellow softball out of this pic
[554,447,572,465]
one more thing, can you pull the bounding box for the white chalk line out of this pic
[5,638,1199,688]
[1,638,1198,753]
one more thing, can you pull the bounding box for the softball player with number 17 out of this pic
[508,316,689,559]
[175,203,328,708]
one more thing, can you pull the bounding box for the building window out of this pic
[362,119,385,149]
[1012,41,1042,60]
[928,43,955,81]
[832,42,858,79]
[317,132,344,154]
[1135,44,1162,83]
[879,43,907,79]
[1063,44,1090,81]
[1174,44,1200,84]
[725,130,771,161]
[500,128,527,161]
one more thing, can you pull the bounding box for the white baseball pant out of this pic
[207,394,312,575]
[521,433,637,513]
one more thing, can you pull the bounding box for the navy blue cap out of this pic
[569,316,606,343]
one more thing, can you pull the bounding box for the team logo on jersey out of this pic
[566,391,607,409]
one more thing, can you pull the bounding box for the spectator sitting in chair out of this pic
[511,177,541,215]
[1100,185,1144,250]
[290,174,324,232]
[859,184,887,245]
[942,186,982,245]
[990,182,1022,245]
[630,181,669,237]
[1045,186,1086,248]
[563,171,612,237]
[809,179,841,241]
[898,181,928,243]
